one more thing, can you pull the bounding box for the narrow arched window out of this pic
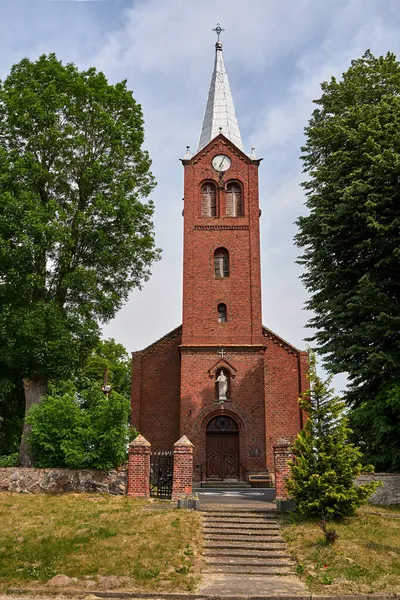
[226,182,243,217]
[218,303,227,322]
[214,247,229,278]
[201,183,217,217]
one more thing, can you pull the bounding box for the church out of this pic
[131,30,307,482]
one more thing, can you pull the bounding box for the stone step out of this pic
[196,483,252,488]
[203,516,278,523]
[204,528,282,536]
[203,548,289,558]
[205,538,285,546]
[205,556,295,567]
[205,565,294,575]
[204,541,286,550]
[201,505,279,517]
[204,521,280,531]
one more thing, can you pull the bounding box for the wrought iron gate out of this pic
[150,450,173,499]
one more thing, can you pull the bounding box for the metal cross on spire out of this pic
[212,23,225,42]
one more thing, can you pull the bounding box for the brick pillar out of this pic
[274,443,294,501]
[127,434,151,498]
[171,435,194,501]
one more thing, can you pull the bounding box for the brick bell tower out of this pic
[179,31,268,480]
[131,27,307,482]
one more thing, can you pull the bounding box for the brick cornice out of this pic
[179,344,266,354]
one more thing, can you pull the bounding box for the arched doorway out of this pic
[206,415,239,481]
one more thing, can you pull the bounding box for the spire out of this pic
[197,26,244,153]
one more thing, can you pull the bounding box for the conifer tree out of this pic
[287,352,379,519]
[296,51,400,470]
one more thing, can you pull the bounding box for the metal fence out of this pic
[149,450,173,499]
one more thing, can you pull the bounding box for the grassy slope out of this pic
[282,505,400,595]
[0,493,202,592]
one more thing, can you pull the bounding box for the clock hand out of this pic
[219,157,225,170]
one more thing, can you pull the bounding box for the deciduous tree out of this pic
[0,54,159,465]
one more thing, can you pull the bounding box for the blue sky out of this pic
[2,0,400,390]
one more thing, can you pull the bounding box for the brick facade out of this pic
[131,134,307,481]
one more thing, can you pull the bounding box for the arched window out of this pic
[201,183,217,217]
[226,182,243,217]
[218,303,227,323]
[214,247,229,278]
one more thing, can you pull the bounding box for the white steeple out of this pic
[197,33,244,153]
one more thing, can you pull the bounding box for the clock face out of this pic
[212,154,231,172]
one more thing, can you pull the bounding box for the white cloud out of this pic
[1,0,399,393]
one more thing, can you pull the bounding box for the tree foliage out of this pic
[287,352,379,519]
[26,387,130,470]
[350,383,400,472]
[53,337,132,400]
[0,365,24,456]
[0,54,159,463]
[25,338,134,470]
[296,51,400,469]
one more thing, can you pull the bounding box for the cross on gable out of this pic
[218,348,226,358]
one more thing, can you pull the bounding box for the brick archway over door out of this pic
[206,415,239,481]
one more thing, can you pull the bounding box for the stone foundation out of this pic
[0,467,126,494]
[356,473,400,505]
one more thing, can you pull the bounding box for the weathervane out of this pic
[212,23,225,42]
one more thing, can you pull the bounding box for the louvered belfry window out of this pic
[214,247,229,278]
[201,183,217,217]
[226,182,243,217]
[218,303,227,322]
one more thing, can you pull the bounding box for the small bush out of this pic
[26,387,130,470]
[0,453,18,467]
[287,351,381,519]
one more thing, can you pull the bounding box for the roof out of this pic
[197,41,244,153]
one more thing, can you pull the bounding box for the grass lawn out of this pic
[0,492,202,593]
[282,505,400,595]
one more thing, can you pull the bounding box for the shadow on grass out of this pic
[366,540,400,556]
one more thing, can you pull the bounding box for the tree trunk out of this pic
[18,375,48,467]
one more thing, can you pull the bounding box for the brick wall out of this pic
[182,135,263,347]
[131,327,181,451]
[180,346,267,475]
[264,329,307,469]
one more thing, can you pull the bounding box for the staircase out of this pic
[202,507,295,575]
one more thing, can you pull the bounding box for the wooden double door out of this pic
[206,416,239,480]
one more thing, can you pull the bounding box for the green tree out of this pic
[26,387,130,470]
[0,365,24,456]
[287,353,379,519]
[350,384,400,472]
[296,51,400,470]
[51,338,132,400]
[0,54,159,465]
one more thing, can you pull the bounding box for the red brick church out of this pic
[131,32,307,482]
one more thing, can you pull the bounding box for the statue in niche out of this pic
[216,370,228,400]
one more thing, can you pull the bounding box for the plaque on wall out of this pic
[250,448,261,457]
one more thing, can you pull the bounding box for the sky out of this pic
[2,0,400,391]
